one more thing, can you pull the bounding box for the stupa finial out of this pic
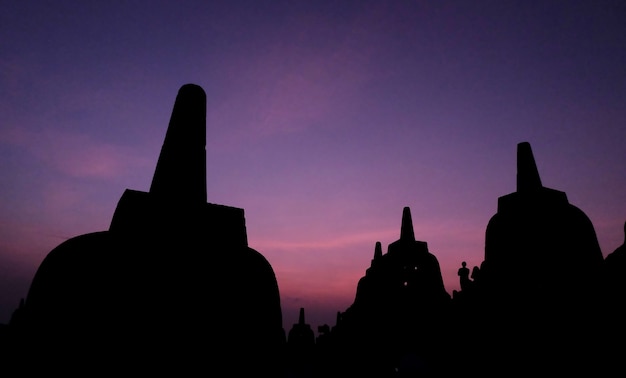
[400,206,415,241]
[149,83,207,203]
[516,141,542,192]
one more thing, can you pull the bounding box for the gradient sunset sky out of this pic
[1,1,624,332]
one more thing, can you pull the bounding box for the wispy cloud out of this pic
[254,227,397,253]
[205,6,392,149]
[0,126,151,180]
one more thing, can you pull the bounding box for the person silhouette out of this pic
[458,261,471,292]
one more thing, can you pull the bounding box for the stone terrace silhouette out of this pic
[2,84,285,376]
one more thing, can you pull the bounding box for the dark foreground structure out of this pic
[448,142,614,375]
[1,84,624,377]
[2,84,285,376]
[286,143,625,377]
[325,206,453,376]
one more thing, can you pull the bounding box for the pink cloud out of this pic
[0,126,151,180]
[205,7,392,149]
[253,227,397,253]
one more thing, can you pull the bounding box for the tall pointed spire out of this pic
[516,141,542,192]
[298,307,306,325]
[400,206,415,241]
[149,83,207,203]
[374,241,383,259]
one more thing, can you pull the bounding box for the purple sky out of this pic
[1,1,625,332]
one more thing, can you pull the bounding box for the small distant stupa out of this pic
[8,84,285,375]
[287,307,315,348]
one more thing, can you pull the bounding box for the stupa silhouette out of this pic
[284,307,316,375]
[480,141,603,300]
[287,307,315,347]
[332,207,452,375]
[352,207,450,308]
[7,84,285,375]
[468,141,606,374]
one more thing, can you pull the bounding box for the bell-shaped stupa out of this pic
[482,141,603,299]
[9,84,285,375]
